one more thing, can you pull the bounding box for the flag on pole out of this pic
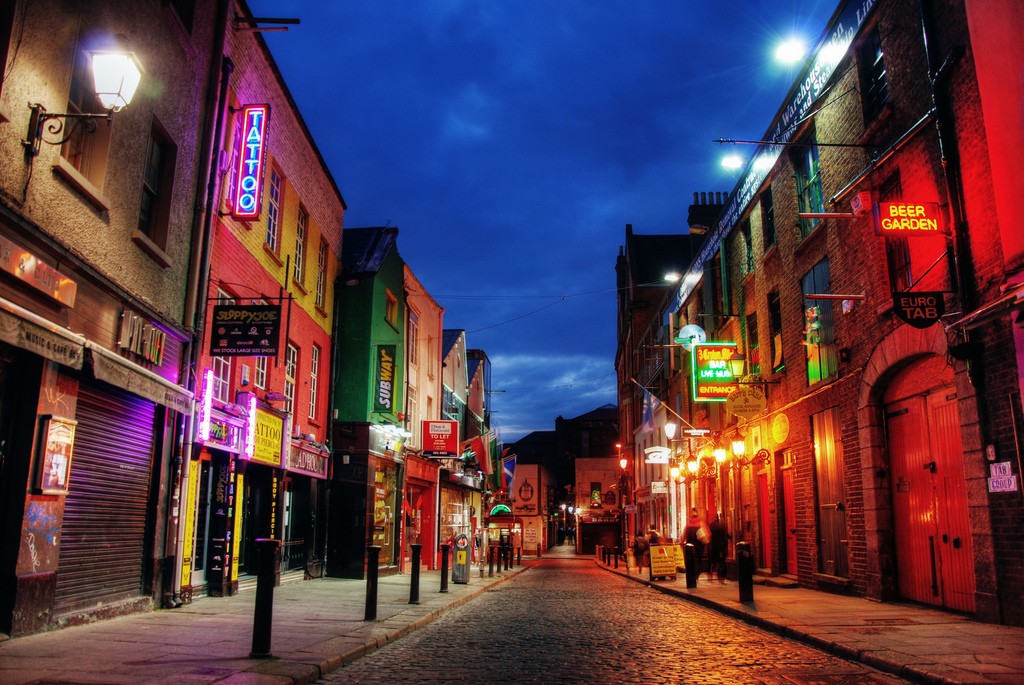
[479,430,496,477]
[502,455,517,492]
[641,386,660,434]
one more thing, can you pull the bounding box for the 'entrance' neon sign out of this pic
[232,104,270,220]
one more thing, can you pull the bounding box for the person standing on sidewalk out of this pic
[707,513,729,582]
[633,531,650,570]
[681,509,707,577]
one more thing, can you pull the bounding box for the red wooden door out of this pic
[782,466,797,575]
[757,471,772,569]
[887,386,975,612]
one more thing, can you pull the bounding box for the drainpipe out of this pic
[170,0,232,606]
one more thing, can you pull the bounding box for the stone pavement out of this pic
[595,550,1024,685]
[0,544,1020,684]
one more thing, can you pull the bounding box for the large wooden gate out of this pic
[886,362,975,612]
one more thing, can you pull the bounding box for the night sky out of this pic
[247,0,838,443]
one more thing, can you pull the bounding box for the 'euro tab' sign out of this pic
[232,104,270,220]
[873,202,944,236]
[691,342,740,402]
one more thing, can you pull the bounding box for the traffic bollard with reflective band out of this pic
[409,544,422,604]
[364,545,382,621]
[439,544,450,593]
[249,538,280,658]
[684,543,698,588]
[736,541,754,602]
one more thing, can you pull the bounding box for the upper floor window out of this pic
[308,344,320,420]
[254,299,268,389]
[213,290,234,402]
[859,25,890,123]
[284,342,298,415]
[293,207,308,284]
[768,290,784,372]
[793,140,823,239]
[266,169,282,253]
[746,310,761,376]
[408,310,420,366]
[760,190,776,250]
[137,121,177,254]
[802,258,839,385]
[740,217,754,275]
[315,240,328,309]
[385,289,399,328]
[62,47,112,187]
[880,173,912,292]
[170,0,196,32]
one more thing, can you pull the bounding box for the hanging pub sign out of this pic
[691,342,740,402]
[873,202,945,236]
[231,104,270,220]
[374,344,397,413]
[893,291,945,328]
[210,303,281,356]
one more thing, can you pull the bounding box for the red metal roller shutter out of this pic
[53,381,157,615]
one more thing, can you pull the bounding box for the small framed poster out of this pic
[37,416,77,494]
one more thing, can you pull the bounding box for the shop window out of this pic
[801,259,838,385]
[793,138,823,239]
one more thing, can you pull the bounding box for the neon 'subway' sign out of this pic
[232,104,270,220]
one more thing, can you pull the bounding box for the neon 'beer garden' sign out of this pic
[231,104,270,220]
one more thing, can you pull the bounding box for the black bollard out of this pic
[684,543,698,588]
[737,541,754,602]
[364,545,382,621]
[409,544,422,604]
[249,538,280,658]
[488,545,495,577]
[613,547,619,569]
[439,544,450,593]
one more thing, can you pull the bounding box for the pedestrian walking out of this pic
[633,531,650,569]
[708,513,729,582]
[681,508,707,577]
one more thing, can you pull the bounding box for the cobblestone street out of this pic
[321,558,909,684]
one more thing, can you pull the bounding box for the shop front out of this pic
[404,453,439,570]
[282,438,330,578]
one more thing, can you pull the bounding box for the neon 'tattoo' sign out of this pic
[232,104,270,220]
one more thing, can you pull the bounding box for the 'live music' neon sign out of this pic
[232,104,270,220]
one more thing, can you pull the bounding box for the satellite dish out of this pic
[675,324,706,351]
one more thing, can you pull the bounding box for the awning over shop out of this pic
[0,298,85,369]
[87,343,193,414]
[946,281,1024,331]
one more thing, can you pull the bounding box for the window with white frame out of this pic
[61,46,112,188]
[308,344,320,420]
[213,290,233,402]
[266,169,282,253]
[254,355,267,390]
[315,240,328,309]
[408,310,419,366]
[284,342,298,415]
[293,207,307,284]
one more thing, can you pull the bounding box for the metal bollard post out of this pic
[409,544,422,604]
[364,545,382,621]
[488,545,495,577]
[613,547,619,569]
[736,541,754,602]
[516,548,521,566]
[684,543,698,588]
[439,544,450,593]
[249,538,280,658]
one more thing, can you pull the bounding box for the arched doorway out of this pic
[884,355,975,613]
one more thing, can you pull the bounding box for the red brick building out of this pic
[618,0,1023,625]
